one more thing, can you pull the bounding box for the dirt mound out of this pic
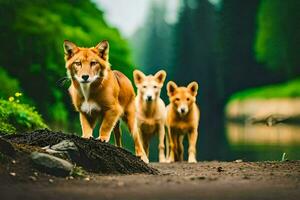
[4,129,158,175]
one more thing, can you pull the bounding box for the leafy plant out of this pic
[0,95,48,134]
[70,165,86,177]
[281,152,288,162]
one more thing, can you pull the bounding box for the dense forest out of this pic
[131,0,300,160]
[0,0,299,160]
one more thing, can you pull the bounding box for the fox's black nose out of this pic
[147,95,152,101]
[82,75,89,81]
[180,108,185,113]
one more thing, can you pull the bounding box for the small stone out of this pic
[11,160,16,164]
[117,181,124,187]
[66,176,74,180]
[217,167,224,172]
[84,177,90,181]
[29,176,37,181]
[31,152,73,177]
[9,172,16,177]
[50,140,78,152]
[46,140,80,164]
[235,159,243,163]
[49,179,54,183]
[34,172,38,176]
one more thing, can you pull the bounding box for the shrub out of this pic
[0,96,48,134]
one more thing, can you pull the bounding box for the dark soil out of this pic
[1,130,299,199]
[3,129,157,174]
[0,161,299,200]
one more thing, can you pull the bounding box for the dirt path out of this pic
[1,161,299,200]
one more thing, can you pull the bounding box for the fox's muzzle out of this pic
[177,104,188,115]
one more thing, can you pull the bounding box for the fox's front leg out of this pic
[188,128,198,163]
[98,105,122,142]
[158,124,166,163]
[80,113,97,138]
[167,127,176,163]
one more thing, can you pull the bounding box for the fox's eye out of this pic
[153,85,157,89]
[143,85,147,88]
[175,98,180,101]
[90,61,97,66]
[187,98,190,101]
[74,62,81,66]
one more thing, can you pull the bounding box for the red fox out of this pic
[166,81,200,163]
[63,40,148,163]
[133,70,167,162]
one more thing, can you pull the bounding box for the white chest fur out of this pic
[78,83,101,114]
[80,101,101,115]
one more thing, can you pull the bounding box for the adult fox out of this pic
[63,40,148,163]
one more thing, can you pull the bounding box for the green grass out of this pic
[229,78,300,102]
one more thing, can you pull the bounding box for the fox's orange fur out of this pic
[63,40,148,163]
[133,70,167,162]
[166,81,200,163]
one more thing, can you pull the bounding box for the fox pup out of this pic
[63,40,148,163]
[166,81,200,163]
[133,70,167,162]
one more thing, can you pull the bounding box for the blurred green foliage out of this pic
[0,98,48,134]
[229,78,300,102]
[0,68,21,98]
[0,0,133,131]
[255,0,300,77]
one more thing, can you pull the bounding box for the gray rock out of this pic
[43,140,80,162]
[51,140,78,152]
[31,152,73,177]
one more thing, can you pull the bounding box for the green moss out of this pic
[229,78,300,102]
[0,99,48,134]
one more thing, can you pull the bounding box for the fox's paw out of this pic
[141,155,149,164]
[137,153,149,164]
[97,136,110,143]
[188,157,197,163]
[159,156,168,163]
[166,159,173,163]
[82,135,93,139]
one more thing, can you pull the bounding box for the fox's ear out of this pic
[63,40,78,58]
[154,70,166,84]
[133,70,145,85]
[187,81,198,96]
[167,81,178,97]
[96,40,109,61]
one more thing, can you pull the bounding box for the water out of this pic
[146,120,300,162]
[225,122,300,161]
[96,118,300,162]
